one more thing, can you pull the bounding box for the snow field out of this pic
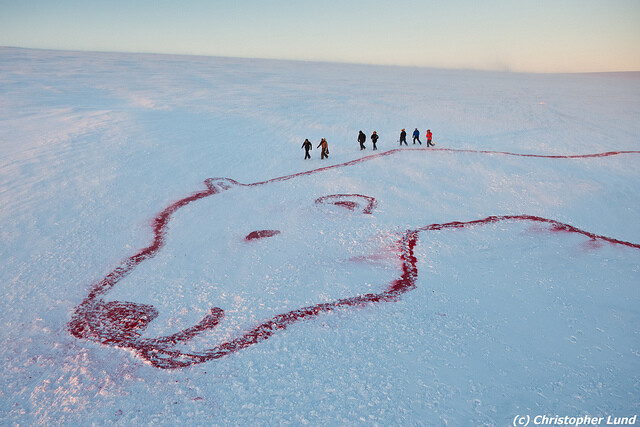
[1,47,639,425]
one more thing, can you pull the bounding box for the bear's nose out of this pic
[245,229,281,241]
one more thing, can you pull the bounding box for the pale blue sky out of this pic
[1,0,639,72]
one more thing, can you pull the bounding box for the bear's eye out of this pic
[332,201,359,211]
[245,229,281,241]
[315,194,377,215]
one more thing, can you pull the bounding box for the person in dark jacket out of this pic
[301,138,313,159]
[399,129,407,146]
[317,138,329,159]
[371,131,379,151]
[412,128,421,144]
[426,129,434,147]
[358,131,366,150]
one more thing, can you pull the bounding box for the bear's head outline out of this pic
[68,175,415,368]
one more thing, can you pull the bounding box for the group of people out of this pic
[399,128,434,147]
[301,138,329,160]
[358,130,380,151]
[301,128,434,160]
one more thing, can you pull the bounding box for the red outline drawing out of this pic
[68,148,640,368]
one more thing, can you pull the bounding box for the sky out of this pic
[1,0,639,73]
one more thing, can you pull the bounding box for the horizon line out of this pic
[3,45,640,76]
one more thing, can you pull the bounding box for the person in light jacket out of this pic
[317,138,329,159]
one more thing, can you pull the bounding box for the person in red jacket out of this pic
[426,129,434,147]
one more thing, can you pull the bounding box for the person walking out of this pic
[412,128,421,145]
[371,131,379,151]
[317,138,329,159]
[358,131,367,150]
[426,129,434,147]
[301,138,313,159]
[399,129,407,146]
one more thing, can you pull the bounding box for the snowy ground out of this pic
[1,47,639,425]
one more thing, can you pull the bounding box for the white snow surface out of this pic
[1,47,639,425]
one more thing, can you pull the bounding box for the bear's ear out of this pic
[315,194,377,215]
[204,178,240,194]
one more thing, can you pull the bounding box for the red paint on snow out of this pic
[245,230,281,241]
[315,194,377,214]
[68,149,640,369]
